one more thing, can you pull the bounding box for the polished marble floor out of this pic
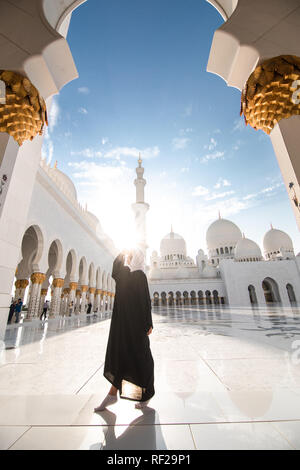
[1,305,300,450]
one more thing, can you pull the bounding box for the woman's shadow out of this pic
[91,407,167,450]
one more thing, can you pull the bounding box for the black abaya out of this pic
[103,253,155,402]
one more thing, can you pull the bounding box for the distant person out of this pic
[68,301,74,317]
[7,300,17,324]
[94,249,154,412]
[40,300,49,321]
[87,302,92,314]
[14,299,23,323]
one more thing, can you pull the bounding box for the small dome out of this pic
[50,168,77,201]
[263,228,294,256]
[235,237,262,261]
[160,230,187,257]
[206,217,242,251]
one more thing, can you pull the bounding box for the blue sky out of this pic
[43,0,300,257]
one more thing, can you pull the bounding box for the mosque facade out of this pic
[133,162,300,309]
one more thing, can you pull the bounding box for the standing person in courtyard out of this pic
[94,249,154,412]
[14,298,23,324]
[87,301,92,314]
[40,300,49,321]
[7,300,17,324]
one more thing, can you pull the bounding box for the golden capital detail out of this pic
[241,55,300,135]
[0,71,48,146]
[95,289,102,295]
[89,287,96,294]
[69,282,78,291]
[81,285,88,293]
[15,279,29,289]
[41,289,48,296]
[31,273,46,285]
[52,278,64,288]
[63,288,70,294]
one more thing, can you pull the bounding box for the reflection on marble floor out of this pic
[1,305,300,450]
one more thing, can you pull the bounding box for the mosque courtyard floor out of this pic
[1,305,300,450]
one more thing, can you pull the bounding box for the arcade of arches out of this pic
[13,224,115,320]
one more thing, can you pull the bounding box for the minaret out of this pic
[132,154,149,258]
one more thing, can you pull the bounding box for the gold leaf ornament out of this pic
[0,71,48,145]
[240,56,300,134]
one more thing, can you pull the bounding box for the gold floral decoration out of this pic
[0,70,48,145]
[240,55,300,134]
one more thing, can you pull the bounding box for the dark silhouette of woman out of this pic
[94,249,154,411]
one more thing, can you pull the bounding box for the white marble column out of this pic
[49,278,64,318]
[75,289,81,315]
[94,289,101,313]
[68,282,77,316]
[80,285,88,314]
[26,273,46,319]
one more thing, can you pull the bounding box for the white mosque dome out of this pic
[50,167,77,201]
[160,229,187,257]
[235,237,262,261]
[206,217,242,250]
[263,228,294,256]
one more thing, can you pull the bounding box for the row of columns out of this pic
[153,296,225,306]
[14,274,115,320]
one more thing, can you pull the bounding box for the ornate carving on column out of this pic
[69,282,78,291]
[27,273,46,318]
[241,55,300,135]
[14,279,29,302]
[80,285,88,313]
[50,278,64,318]
[0,71,48,146]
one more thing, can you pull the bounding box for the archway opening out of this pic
[248,285,258,305]
[262,278,281,304]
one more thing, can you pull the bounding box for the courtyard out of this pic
[1,305,300,450]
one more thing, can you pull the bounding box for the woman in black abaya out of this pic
[94,249,154,412]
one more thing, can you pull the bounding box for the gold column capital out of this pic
[241,55,300,135]
[95,289,102,295]
[52,278,64,288]
[63,288,70,295]
[89,287,96,294]
[0,70,47,146]
[31,273,46,285]
[69,282,78,291]
[41,288,48,296]
[81,285,88,293]
[76,289,82,297]
[15,279,29,289]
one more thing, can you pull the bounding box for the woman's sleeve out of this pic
[112,253,126,282]
[139,272,153,332]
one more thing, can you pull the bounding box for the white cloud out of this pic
[104,145,160,160]
[205,190,235,201]
[70,145,160,161]
[233,118,245,132]
[201,151,225,163]
[71,148,102,158]
[49,97,60,132]
[192,185,209,197]
[214,178,231,189]
[78,107,88,115]
[102,137,109,145]
[78,87,90,94]
[172,137,190,150]
[179,128,193,136]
